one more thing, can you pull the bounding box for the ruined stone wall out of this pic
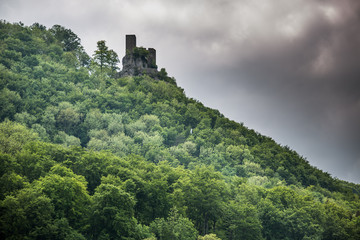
[148,48,156,67]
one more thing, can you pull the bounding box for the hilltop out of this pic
[0,20,359,240]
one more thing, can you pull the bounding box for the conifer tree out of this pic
[93,40,119,75]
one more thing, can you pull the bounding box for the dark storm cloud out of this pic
[159,0,360,182]
[1,0,359,182]
[199,0,360,182]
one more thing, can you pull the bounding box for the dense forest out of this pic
[0,20,359,240]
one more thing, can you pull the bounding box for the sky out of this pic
[1,0,360,183]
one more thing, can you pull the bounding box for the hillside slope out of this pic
[0,20,359,240]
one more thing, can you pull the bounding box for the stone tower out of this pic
[125,35,136,54]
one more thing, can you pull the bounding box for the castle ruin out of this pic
[119,35,158,77]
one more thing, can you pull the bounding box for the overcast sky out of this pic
[1,0,360,183]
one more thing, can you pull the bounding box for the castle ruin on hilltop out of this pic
[119,35,158,77]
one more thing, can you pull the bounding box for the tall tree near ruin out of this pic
[93,40,119,75]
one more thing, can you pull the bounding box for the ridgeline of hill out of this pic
[0,20,359,240]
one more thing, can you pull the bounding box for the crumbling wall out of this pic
[148,48,156,68]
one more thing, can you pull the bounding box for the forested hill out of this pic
[0,20,359,240]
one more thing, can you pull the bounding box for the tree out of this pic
[220,201,264,240]
[150,208,198,240]
[93,40,119,75]
[93,40,108,73]
[0,187,54,239]
[34,165,91,229]
[0,186,86,239]
[50,25,81,52]
[321,200,352,240]
[108,49,120,75]
[259,187,324,240]
[198,234,222,240]
[0,88,22,121]
[55,102,81,135]
[88,183,138,239]
[0,172,28,200]
[0,120,38,155]
[173,166,228,235]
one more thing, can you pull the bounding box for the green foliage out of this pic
[220,201,264,240]
[88,183,138,239]
[173,166,228,235]
[34,165,91,228]
[0,187,55,239]
[133,47,149,59]
[0,20,359,240]
[0,88,22,121]
[157,68,176,85]
[150,208,198,240]
[0,120,38,155]
[198,234,222,240]
[50,25,81,52]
